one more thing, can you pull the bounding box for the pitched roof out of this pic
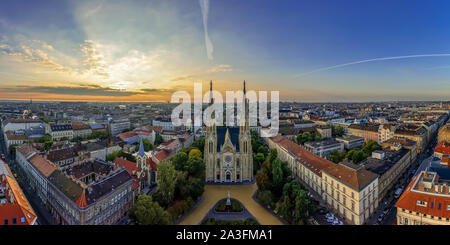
[28,154,57,177]
[154,149,171,162]
[137,137,145,157]
[216,127,240,151]
[147,158,157,171]
[48,169,83,203]
[0,174,37,225]
[47,147,77,162]
[270,134,378,191]
[396,173,450,218]
[71,121,91,130]
[114,157,139,174]
[435,142,450,155]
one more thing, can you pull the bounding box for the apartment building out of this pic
[348,123,380,143]
[304,139,344,158]
[336,135,365,150]
[266,135,379,225]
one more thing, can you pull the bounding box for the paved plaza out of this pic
[179,184,284,225]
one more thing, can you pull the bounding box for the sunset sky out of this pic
[0,0,450,102]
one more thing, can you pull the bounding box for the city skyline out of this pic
[1,0,450,102]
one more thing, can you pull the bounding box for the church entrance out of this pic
[225,171,231,182]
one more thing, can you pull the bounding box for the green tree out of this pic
[156,161,177,206]
[154,135,164,145]
[185,156,205,179]
[37,135,52,143]
[253,153,265,173]
[275,195,293,222]
[192,137,205,154]
[171,152,189,171]
[257,190,273,208]
[44,141,53,151]
[139,137,154,152]
[256,160,272,190]
[332,126,345,137]
[9,144,18,156]
[257,145,269,156]
[129,195,170,225]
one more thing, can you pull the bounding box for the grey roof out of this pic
[216,126,240,152]
[51,124,73,132]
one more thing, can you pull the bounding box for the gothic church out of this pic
[204,81,253,183]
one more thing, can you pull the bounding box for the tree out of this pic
[188,148,202,159]
[253,153,265,173]
[271,158,284,197]
[156,161,177,207]
[351,150,366,164]
[328,150,345,163]
[256,160,272,190]
[257,190,273,208]
[44,141,53,151]
[154,135,164,145]
[37,135,52,143]
[257,145,269,156]
[9,144,18,156]
[275,195,293,222]
[129,195,170,225]
[293,189,316,224]
[332,125,345,137]
[192,137,205,153]
[170,152,189,171]
[139,137,154,152]
[185,156,205,179]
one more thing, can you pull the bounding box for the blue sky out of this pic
[0,0,449,102]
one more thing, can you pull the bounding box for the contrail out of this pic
[296,54,450,77]
[199,0,213,60]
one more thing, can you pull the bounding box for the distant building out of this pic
[50,124,74,141]
[394,124,428,153]
[152,119,174,131]
[336,135,365,150]
[109,119,131,137]
[348,123,380,143]
[438,122,450,143]
[304,139,344,158]
[71,121,92,139]
[378,124,398,143]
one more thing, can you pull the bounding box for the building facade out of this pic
[204,81,253,183]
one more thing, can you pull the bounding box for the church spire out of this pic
[209,80,213,105]
[138,137,145,157]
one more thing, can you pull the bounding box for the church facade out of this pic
[204,81,253,183]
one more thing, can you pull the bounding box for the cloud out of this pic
[208,64,232,73]
[80,40,109,77]
[3,84,140,97]
[296,54,450,77]
[199,0,213,60]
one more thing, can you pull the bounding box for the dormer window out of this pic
[416,200,427,207]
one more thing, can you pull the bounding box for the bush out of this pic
[214,198,243,212]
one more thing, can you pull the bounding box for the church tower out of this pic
[239,80,253,181]
[205,81,218,182]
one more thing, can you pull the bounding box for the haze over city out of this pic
[0,0,449,102]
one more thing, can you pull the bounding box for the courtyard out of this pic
[178,183,284,225]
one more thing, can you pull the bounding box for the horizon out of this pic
[1,0,450,102]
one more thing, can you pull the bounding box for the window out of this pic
[430,202,434,208]
[438,203,441,210]
[20,217,25,224]
[12,218,17,225]
[4,219,8,225]
[416,200,427,207]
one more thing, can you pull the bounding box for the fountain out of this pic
[225,190,232,212]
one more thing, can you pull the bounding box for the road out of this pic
[366,131,440,225]
[179,184,284,225]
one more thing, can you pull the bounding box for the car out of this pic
[383,209,389,215]
[318,209,327,215]
[0,154,5,161]
[377,214,384,222]
[326,213,333,219]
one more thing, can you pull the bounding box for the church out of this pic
[204,81,253,183]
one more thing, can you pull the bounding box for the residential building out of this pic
[361,147,411,201]
[109,119,131,137]
[304,139,344,158]
[396,171,450,225]
[336,135,365,150]
[50,124,74,141]
[266,135,379,225]
[394,124,428,153]
[378,124,398,143]
[348,123,380,143]
[0,160,37,225]
[71,121,92,139]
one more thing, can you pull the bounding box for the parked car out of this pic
[394,188,403,198]
[1,154,5,161]
[377,214,384,222]
[383,209,389,215]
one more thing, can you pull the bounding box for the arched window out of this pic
[209,142,213,153]
[216,159,220,169]
[236,159,240,168]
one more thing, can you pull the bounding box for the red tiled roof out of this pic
[270,134,378,191]
[118,131,137,140]
[114,157,139,174]
[0,175,37,225]
[154,149,171,162]
[71,121,91,130]
[435,142,450,155]
[396,173,450,218]
[75,189,88,208]
[134,130,152,136]
[146,158,157,171]
[5,132,28,140]
[28,154,57,177]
